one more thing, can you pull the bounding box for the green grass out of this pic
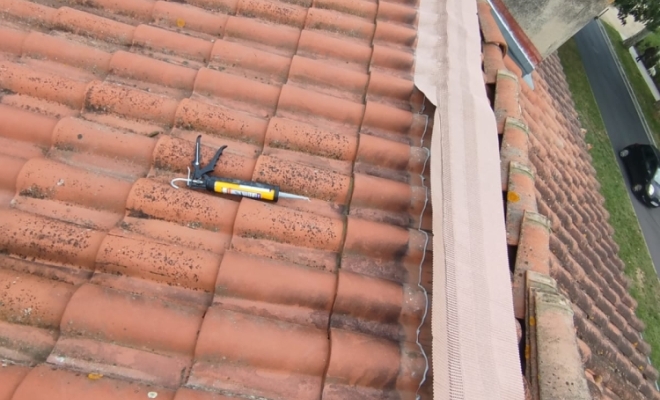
[557,37,660,372]
[601,22,660,145]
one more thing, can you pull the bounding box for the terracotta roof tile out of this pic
[374,20,416,48]
[173,388,233,400]
[500,117,529,191]
[494,70,521,133]
[0,267,75,329]
[322,328,426,400]
[316,0,376,19]
[477,1,659,398]
[152,2,227,36]
[53,7,135,44]
[1,61,89,109]
[289,54,367,101]
[49,283,202,387]
[209,43,288,84]
[0,0,432,397]
[366,69,419,109]
[0,365,30,400]
[11,365,175,400]
[0,0,55,24]
[332,269,425,343]
[377,1,416,24]
[371,43,415,77]
[476,0,507,55]
[306,7,375,40]
[0,209,106,269]
[189,307,328,399]
[505,162,538,245]
[184,0,239,14]
[213,250,334,327]
[350,172,427,228]
[529,276,591,399]
[0,104,55,146]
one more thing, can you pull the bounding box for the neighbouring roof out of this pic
[0,0,435,399]
[477,2,660,399]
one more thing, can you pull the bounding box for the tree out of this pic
[615,0,660,31]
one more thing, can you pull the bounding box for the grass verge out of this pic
[557,37,660,371]
[600,22,660,145]
[641,31,660,50]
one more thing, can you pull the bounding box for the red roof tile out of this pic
[0,0,433,398]
[476,2,660,397]
[0,365,29,400]
[11,365,175,400]
[190,307,328,398]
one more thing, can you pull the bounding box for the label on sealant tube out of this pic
[213,180,277,200]
[223,188,262,199]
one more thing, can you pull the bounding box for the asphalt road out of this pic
[573,20,660,275]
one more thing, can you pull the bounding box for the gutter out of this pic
[486,0,537,88]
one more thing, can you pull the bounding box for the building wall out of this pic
[499,0,611,58]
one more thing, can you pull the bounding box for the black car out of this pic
[619,143,660,208]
